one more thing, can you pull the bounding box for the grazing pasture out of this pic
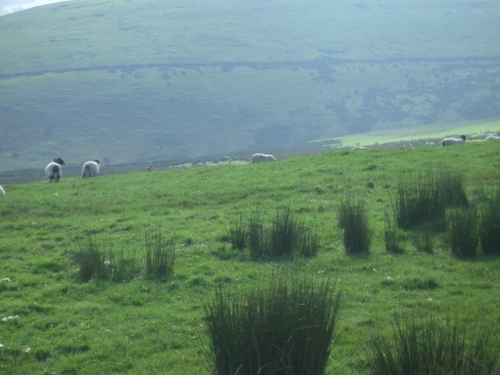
[1,142,500,374]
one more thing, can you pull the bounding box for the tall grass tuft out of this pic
[228,215,247,251]
[393,169,468,231]
[438,170,469,208]
[245,208,320,258]
[447,207,479,258]
[248,211,267,258]
[338,199,372,255]
[144,226,175,278]
[411,223,436,254]
[411,230,434,254]
[102,248,141,282]
[384,213,405,254]
[479,186,500,255]
[296,224,320,258]
[76,238,140,282]
[393,172,444,230]
[269,205,298,257]
[365,313,500,375]
[76,237,104,282]
[204,273,342,375]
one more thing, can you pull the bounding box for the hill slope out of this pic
[1,141,500,374]
[0,0,499,171]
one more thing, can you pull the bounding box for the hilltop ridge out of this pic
[1,0,499,172]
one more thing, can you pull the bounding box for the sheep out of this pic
[82,159,101,178]
[0,185,5,196]
[485,135,500,141]
[441,135,466,147]
[44,158,65,182]
[351,146,370,150]
[252,153,277,163]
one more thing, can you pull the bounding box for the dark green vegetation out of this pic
[338,199,372,255]
[1,0,500,171]
[204,274,342,375]
[228,206,320,258]
[394,170,465,230]
[1,141,500,374]
[365,313,500,375]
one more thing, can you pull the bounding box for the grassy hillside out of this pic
[1,141,499,374]
[0,0,499,172]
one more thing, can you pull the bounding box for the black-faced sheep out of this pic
[485,135,500,141]
[441,135,466,147]
[82,159,101,178]
[44,158,65,182]
[252,153,277,163]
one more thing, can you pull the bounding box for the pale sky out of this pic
[0,0,70,16]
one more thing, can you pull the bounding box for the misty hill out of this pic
[0,0,499,172]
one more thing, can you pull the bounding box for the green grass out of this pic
[365,312,500,375]
[1,142,500,374]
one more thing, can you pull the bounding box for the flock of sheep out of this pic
[0,134,498,197]
[43,158,101,183]
[441,134,500,146]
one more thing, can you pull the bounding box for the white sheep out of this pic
[351,146,370,150]
[0,185,5,196]
[485,135,500,141]
[252,153,277,163]
[44,158,65,182]
[82,159,101,178]
[441,135,466,147]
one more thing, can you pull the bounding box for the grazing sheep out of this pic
[252,153,277,163]
[441,135,466,147]
[485,135,500,141]
[0,185,5,196]
[44,158,65,182]
[82,159,101,178]
[351,146,370,150]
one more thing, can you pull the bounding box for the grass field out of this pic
[1,140,499,374]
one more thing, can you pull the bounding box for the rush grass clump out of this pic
[384,213,405,254]
[231,207,320,258]
[393,171,444,230]
[76,237,105,282]
[76,237,140,282]
[393,169,468,231]
[338,199,372,255]
[447,207,479,258]
[479,185,500,255]
[204,273,342,375]
[365,313,500,375]
[228,215,247,251]
[248,211,267,258]
[438,169,469,209]
[144,225,176,278]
